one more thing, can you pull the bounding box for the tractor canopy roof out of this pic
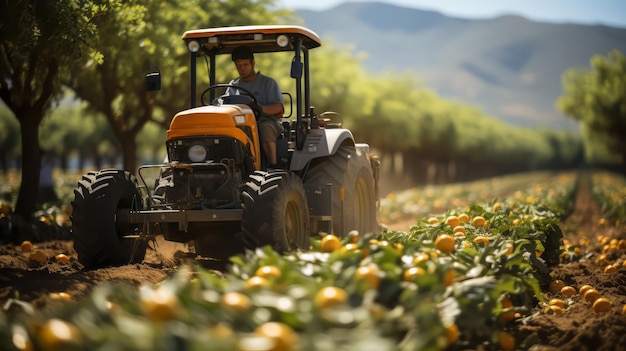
[182,25,322,56]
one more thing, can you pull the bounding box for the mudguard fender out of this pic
[289,128,355,171]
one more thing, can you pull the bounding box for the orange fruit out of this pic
[320,234,341,252]
[340,243,358,253]
[253,322,299,351]
[579,284,593,296]
[622,304,626,315]
[244,276,269,290]
[453,225,466,235]
[499,297,515,323]
[221,292,251,313]
[403,266,426,282]
[593,297,612,313]
[140,288,180,322]
[20,240,33,252]
[314,286,348,309]
[346,230,360,243]
[583,289,601,304]
[492,202,503,212]
[445,216,461,228]
[55,254,70,265]
[49,292,72,301]
[560,286,577,297]
[443,269,456,286]
[255,265,281,279]
[548,298,565,309]
[446,324,459,345]
[472,236,490,245]
[458,213,470,223]
[37,318,82,351]
[413,253,430,264]
[435,234,455,253]
[427,217,439,225]
[355,265,380,289]
[504,244,514,256]
[544,305,564,315]
[394,243,404,253]
[604,264,617,274]
[498,331,515,351]
[471,216,486,228]
[548,280,566,294]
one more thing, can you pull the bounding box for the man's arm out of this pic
[262,101,284,116]
[262,75,284,117]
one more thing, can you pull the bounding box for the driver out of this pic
[226,46,284,168]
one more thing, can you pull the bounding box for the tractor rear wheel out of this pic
[242,171,310,252]
[71,169,147,268]
[304,145,378,237]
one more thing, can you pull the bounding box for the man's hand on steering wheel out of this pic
[200,84,263,120]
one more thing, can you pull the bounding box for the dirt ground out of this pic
[0,180,625,350]
[510,179,626,351]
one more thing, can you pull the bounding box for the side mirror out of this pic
[145,70,161,91]
[290,61,302,79]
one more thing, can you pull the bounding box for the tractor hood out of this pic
[167,105,258,141]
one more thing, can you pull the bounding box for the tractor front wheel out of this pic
[71,169,147,268]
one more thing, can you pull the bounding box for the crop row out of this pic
[590,171,626,226]
[0,172,587,351]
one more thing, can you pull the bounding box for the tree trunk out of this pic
[14,116,41,225]
[122,133,137,172]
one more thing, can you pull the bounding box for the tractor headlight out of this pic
[276,35,289,47]
[187,40,200,53]
[188,144,207,162]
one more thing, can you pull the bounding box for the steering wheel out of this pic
[200,84,263,120]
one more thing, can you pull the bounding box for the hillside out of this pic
[295,2,626,131]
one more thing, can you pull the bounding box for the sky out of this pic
[279,0,626,28]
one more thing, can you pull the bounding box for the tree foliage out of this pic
[300,44,582,182]
[0,0,102,221]
[557,50,626,166]
[0,0,587,201]
[65,0,291,172]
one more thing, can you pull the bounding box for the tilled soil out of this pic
[510,178,626,350]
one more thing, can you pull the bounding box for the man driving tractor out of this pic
[226,45,284,168]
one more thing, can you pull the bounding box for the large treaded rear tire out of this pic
[242,171,310,252]
[71,169,147,268]
[304,145,378,236]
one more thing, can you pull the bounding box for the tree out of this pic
[0,1,101,229]
[557,50,626,167]
[67,0,290,172]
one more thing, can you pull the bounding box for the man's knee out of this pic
[258,119,283,144]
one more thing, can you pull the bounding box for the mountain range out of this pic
[294,2,626,131]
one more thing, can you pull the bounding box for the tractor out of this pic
[71,25,381,268]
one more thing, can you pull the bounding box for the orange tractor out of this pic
[71,25,381,268]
